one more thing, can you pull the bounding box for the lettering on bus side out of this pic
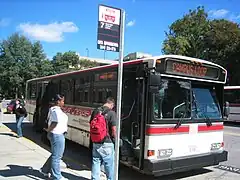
[62,106,92,117]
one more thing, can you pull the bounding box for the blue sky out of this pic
[1,0,240,60]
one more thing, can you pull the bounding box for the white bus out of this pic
[224,86,240,122]
[25,54,228,176]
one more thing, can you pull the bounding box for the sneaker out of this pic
[39,168,51,178]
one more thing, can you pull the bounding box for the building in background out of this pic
[123,52,152,61]
[78,55,118,65]
[69,52,152,69]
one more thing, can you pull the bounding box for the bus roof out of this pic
[27,54,227,83]
[224,86,240,90]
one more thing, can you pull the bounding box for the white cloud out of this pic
[18,21,79,42]
[208,9,229,18]
[126,20,136,27]
[229,14,240,21]
[0,18,11,27]
[208,9,240,22]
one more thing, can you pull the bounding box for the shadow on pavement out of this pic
[0,132,18,138]
[3,122,91,171]
[3,121,214,180]
[0,164,89,180]
[147,168,212,180]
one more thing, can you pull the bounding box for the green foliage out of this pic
[0,33,54,98]
[162,6,240,85]
[163,6,210,58]
[0,33,99,98]
[51,51,98,73]
[79,58,98,70]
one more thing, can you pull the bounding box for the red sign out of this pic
[99,5,120,25]
[172,62,208,77]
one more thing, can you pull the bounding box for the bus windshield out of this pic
[153,79,222,120]
[153,79,191,119]
[192,87,222,119]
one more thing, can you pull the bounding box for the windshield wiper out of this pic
[203,114,212,127]
[192,92,212,127]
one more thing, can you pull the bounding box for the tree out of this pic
[52,51,98,73]
[0,33,31,97]
[0,33,54,98]
[162,6,240,85]
[32,41,54,77]
[162,6,210,58]
[52,51,79,74]
[79,58,98,70]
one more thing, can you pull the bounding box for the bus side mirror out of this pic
[149,74,161,93]
[224,101,230,117]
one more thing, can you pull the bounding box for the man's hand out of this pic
[43,128,49,132]
[111,126,117,138]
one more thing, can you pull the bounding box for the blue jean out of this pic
[16,116,24,137]
[91,142,114,180]
[42,132,65,180]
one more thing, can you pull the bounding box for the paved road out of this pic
[1,114,240,179]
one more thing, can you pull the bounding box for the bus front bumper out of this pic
[143,150,228,176]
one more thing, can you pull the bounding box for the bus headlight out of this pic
[211,142,223,150]
[158,148,173,157]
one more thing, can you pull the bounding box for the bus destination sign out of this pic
[165,59,219,80]
[97,5,121,52]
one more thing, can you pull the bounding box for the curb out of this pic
[0,123,13,132]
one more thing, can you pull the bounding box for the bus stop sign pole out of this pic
[97,4,125,179]
[114,9,125,180]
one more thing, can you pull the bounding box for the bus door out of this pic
[34,81,43,132]
[120,69,147,169]
[135,76,147,170]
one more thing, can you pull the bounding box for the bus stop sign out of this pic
[97,5,121,52]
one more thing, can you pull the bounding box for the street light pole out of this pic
[104,50,106,59]
[86,48,89,57]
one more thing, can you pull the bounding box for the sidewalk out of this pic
[0,121,92,179]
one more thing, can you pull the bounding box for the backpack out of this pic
[90,107,109,143]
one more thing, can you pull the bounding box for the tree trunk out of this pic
[15,87,18,99]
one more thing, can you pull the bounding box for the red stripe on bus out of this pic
[229,103,240,107]
[198,124,223,132]
[146,126,189,135]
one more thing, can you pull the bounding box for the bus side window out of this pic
[60,79,74,104]
[84,90,89,102]
[98,89,103,103]
[30,83,37,100]
[106,88,112,98]
[93,89,96,103]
